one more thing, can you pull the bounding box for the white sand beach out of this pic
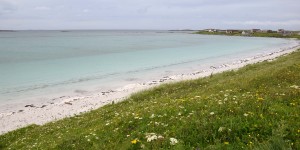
[0,43,300,135]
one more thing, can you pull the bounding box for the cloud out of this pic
[82,9,90,13]
[0,0,18,15]
[0,0,299,30]
[224,20,300,26]
[34,6,51,11]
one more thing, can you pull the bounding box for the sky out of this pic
[0,0,300,30]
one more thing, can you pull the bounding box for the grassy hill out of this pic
[196,31,300,40]
[0,50,300,149]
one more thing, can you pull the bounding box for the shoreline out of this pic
[1,43,300,135]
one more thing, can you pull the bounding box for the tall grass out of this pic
[0,50,300,149]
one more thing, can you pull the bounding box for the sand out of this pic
[0,43,300,135]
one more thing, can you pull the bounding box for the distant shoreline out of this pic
[195,30,300,40]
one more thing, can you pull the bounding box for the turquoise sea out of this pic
[0,30,295,106]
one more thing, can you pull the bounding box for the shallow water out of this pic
[0,30,295,105]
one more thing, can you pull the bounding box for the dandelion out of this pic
[131,139,139,144]
[210,112,215,115]
[170,138,178,145]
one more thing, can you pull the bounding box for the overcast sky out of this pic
[0,0,299,30]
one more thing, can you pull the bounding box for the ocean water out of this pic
[0,30,295,106]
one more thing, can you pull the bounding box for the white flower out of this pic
[145,133,158,142]
[158,135,164,139]
[178,112,181,116]
[150,114,155,118]
[244,113,248,117]
[170,138,178,145]
[290,85,300,89]
[218,127,226,132]
[210,112,215,115]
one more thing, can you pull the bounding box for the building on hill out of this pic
[241,30,251,36]
[204,29,217,32]
[261,30,273,33]
[217,30,227,33]
[226,30,240,34]
[282,31,292,36]
[278,29,285,33]
[251,29,261,33]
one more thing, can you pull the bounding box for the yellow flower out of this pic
[224,142,229,145]
[131,139,139,144]
[257,97,264,101]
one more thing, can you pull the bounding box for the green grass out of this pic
[1,50,300,149]
[196,31,300,39]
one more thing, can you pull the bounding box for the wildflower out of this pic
[244,113,249,117]
[257,97,264,101]
[224,141,229,145]
[218,127,226,132]
[145,133,158,142]
[178,112,181,116]
[158,135,164,139]
[149,114,155,118]
[290,85,300,89]
[131,139,139,144]
[210,112,215,115]
[170,138,178,145]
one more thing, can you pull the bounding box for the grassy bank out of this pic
[1,50,300,149]
[196,31,300,39]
